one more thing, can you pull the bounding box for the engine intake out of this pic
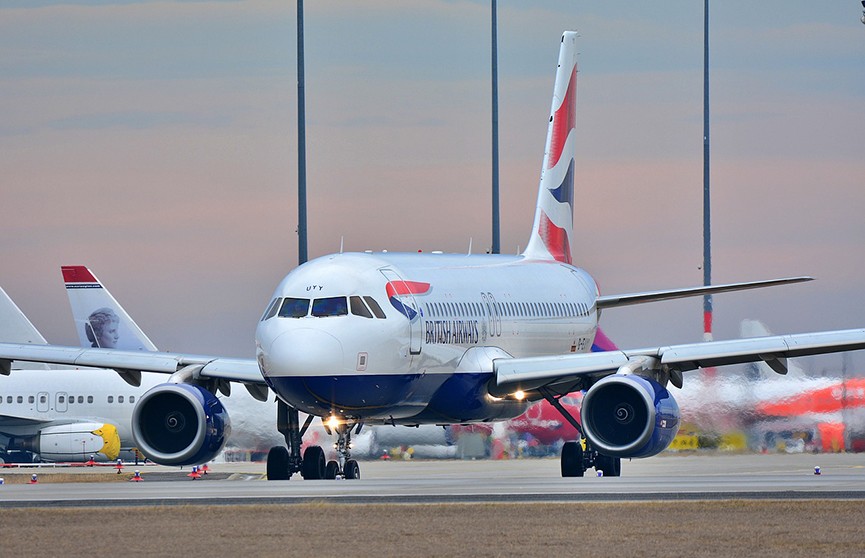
[132,383,231,466]
[580,374,679,458]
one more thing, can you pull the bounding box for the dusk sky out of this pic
[2,1,864,373]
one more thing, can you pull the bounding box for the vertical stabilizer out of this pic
[62,266,158,351]
[0,286,49,370]
[523,31,578,264]
[0,287,47,345]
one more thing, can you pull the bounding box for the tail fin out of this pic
[0,286,50,370]
[0,286,48,345]
[61,266,158,351]
[523,31,579,264]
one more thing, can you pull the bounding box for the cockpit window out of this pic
[312,297,348,317]
[279,298,310,318]
[363,296,386,319]
[261,298,282,321]
[350,296,373,318]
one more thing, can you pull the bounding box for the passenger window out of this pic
[119,396,124,403]
[130,396,135,403]
[78,396,84,404]
[41,395,48,404]
[107,396,114,403]
[279,298,310,318]
[6,396,11,404]
[261,298,282,321]
[28,395,35,404]
[68,396,74,404]
[87,396,93,404]
[312,297,348,317]
[363,296,386,319]
[57,396,64,404]
[350,296,373,318]
[17,395,23,403]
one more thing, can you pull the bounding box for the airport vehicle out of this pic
[2,32,865,479]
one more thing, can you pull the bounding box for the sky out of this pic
[1,0,864,372]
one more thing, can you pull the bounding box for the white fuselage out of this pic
[255,252,599,425]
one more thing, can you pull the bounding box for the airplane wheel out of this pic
[301,445,326,480]
[561,441,584,477]
[325,460,339,480]
[266,446,290,481]
[596,454,621,477]
[344,459,360,480]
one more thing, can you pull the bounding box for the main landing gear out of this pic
[560,440,621,477]
[266,402,363,481]
[540,387,621,478]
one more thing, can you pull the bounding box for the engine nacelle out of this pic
[580,374,680,458]
[11,422,121,462]
[132,383,231,466]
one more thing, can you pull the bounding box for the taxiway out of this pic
[2,453,863,508]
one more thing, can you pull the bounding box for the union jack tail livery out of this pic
[523,31,578,264]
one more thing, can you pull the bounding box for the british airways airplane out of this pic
[2,32,865,480]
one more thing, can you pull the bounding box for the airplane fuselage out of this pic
[256,252,599,425]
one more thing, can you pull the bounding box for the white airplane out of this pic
[0,286,124,463]
[3,31,865,480]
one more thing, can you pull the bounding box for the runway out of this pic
[2,453,864,508]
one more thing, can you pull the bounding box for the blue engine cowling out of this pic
[131,383,231,466]
[580,374,680,458]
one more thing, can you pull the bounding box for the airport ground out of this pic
[2,454,864,557]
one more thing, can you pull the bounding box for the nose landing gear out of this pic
[323,420,362,480]
[266,401,364,481]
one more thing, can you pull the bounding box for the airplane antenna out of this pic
[467,237,473,255]
[340,236,344,254]
[490,0,501,254]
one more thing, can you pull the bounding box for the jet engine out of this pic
[580,374,680,458]
[9,422,121,462]
[132,383,231,466]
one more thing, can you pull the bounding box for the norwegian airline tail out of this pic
[523,31,578,264]
[61,265,157,352]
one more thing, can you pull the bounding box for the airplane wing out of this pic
[0,413,52,428]
[596,276,812,309]
[0,342,265,388]
[491,328,865,397]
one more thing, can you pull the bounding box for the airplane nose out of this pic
[262,328,344,378]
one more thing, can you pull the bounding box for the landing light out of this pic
[327,415,340,430]
[513,390,526,401]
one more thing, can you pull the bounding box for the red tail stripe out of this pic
[548,66,577,169]
[538,212,572,264]
[61,266,97,283]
